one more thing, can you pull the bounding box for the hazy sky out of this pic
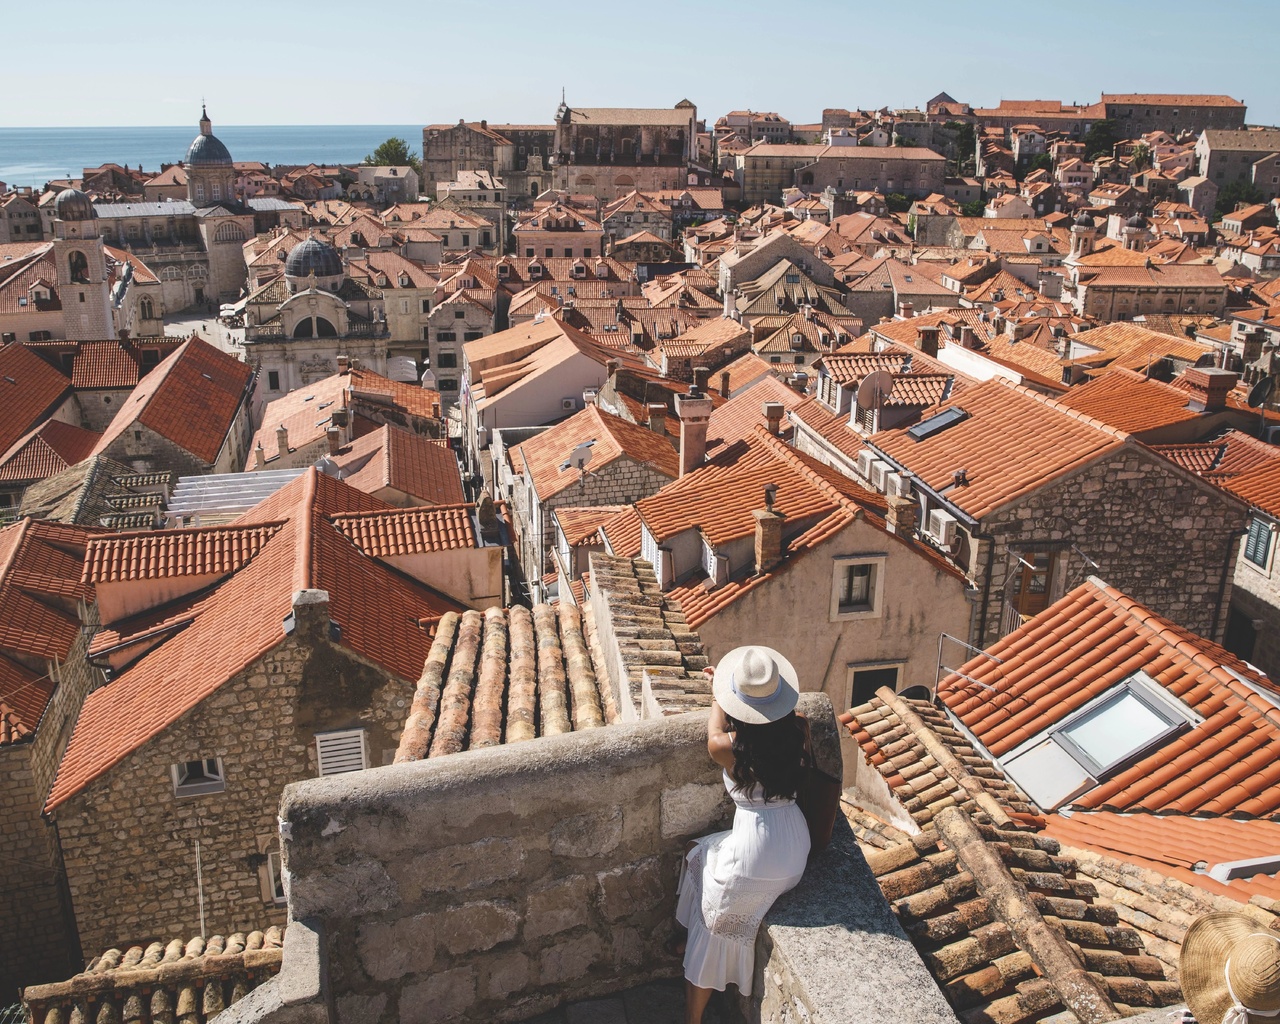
[5,0,1277,129]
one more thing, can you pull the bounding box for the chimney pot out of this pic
[753,507,785,574]
[337,354,350,373]
[605,358,620,377]
[763,401,785,435]
[719,369,731,398]
[917,325,940,359]
[899,301,914,319]
[1183,366,1239,413]
[647,402,667,435]
[276,424,290,455]
[326,427,341,455]
[253,442,265,469]
[674,389,713,476]
[885,495,918,539]
[693,365,711,392]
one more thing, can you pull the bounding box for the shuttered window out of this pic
[315,729,368,776]
[1245,516,1273,569]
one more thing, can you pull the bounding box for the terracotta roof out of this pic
[788,397,867,463]
[46,470,463,809]
[329,504,476,557]
[93,337,252,465]
[1043,813,1280,903]
[1151,428,1280,515]
[0,519,96,744]
[331,424,464,506]
[1062,321,1214,373]
[705,376,804,453]
[514,405,678,500]
[0,418,101,483]
[1056,367,1202,433]
[552,505,630,549]
[719,352,777,394]
[872,378,1127,520]
[24,928,284,1024]
[84,522,283,583]
[940,579,1280,816]
[0,344,73,455]
[70,341,143,389]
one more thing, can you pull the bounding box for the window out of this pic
[268,370,281,391]
[171,757,225,797]
[436,331,456,342]
[315,728,368,776]
[421,298,431,314]
[266,849,287,904]
[438,378,458,392]
[436,352,457,368]
[1245,516,1274,569]
[1,333,14,344]
[463,330,483,341]
[830,555,885,620]
[848,664,902,708]
[454,309,465,319]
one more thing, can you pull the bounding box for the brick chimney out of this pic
[1183,367,1239,413]
[276,424,290,456]
[719,369,731,398]
[326,427,341,455]
[674,386,713,476]
[885,495,918,539]
[917,325,940,359]
[753,506,785,574]
[647,402,667,435]
[763,401,784,435]
[899,301,914,319]
[693,365,711,392]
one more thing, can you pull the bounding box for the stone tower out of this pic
[185,106,236,209]
[51,189,113,340]
[1069,210,1096,259]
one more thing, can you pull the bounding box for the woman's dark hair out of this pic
[726,711,808,801]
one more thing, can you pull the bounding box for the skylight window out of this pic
[996,671,1201,810]
[907,406,968,441]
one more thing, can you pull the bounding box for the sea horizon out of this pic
[0,124,427,190]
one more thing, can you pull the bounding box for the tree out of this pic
[1083,119,1118,161]
[365,137,421,174]
[960,198,986,217]
[886,193,912,213]
[946,120,976,171]
[1215,179,1265,217]
[1130,143,1151,172]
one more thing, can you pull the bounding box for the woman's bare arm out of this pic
[707,698,736,770]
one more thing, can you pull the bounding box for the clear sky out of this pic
[5,0,1277,129]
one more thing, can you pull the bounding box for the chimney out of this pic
[917,325,939,359]
[674,386,713,476]
[337,354,350,374]
[647,402,667,435]
[899,301,914,319]
[326,427,341,455]
[885,494,917,539]
[719,369,731,398]
[605,358,620,379]
[276,424,290,456]
[763,401,784,435]
[432,401,441,419]
[253,442,265,469]
[285,589,332,643]
[1183,367,1239,413]
[753,504,785,575]
[958,324,975,349]
[693,365,711,392]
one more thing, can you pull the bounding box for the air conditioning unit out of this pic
[561,398,577,411]
[871,461,890,493]
[854,450,875,479]
[928,508,958,549]
[885,472,912,498]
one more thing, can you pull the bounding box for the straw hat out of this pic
[712,646,799,725]
[1182,911,1280,1024]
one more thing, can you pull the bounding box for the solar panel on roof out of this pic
[907,406,968,442]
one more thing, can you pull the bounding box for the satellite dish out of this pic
[1247,376,1275,409]
[560,442,595,474]
[856,370,895,411]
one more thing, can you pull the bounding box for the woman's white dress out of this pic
[675,770,810,995]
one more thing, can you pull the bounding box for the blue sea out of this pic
[0,125,425,189]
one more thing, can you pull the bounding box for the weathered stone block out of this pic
[538,934,603,986]
[400,966,477,1024]
[661,782,727,838]
[597,857,666,921]
[525,875,593,940]
[393,837,525,895]
[336,991,386,1024]
[550,807,623,858]
[440,900,520,955]
[480,951,531,1001]
[357,913,436,982]
[290,859,398,919]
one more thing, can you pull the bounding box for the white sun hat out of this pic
[712,645,800,725]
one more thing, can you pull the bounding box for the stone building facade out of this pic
[421,120,556,201]
[550,101,699,201]
[50,592,415,956]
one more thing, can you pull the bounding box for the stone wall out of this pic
[53,597,413,955]
[216,695,958,1024]
[1229,532,1280,678]
[978,444,1247,646]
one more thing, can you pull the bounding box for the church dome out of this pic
[54,188,96,221]
[186,105,233,166]
[1126,212,1147,229]
[1073,210,1094,228]
[285,237,343,280]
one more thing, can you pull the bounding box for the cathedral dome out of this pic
[285,238,343,280]
[54,188,97,221]
[186,105,233,166]
[1073,210,1094,228]
[1126,212,1147,229]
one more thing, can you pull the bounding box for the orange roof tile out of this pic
[0,345,72,455]
[515,406,678,500]
[941,579,1280,816]
[1056,367,1201,433]
[872,378,1127,520]
[1043,812,1280,902]
[84,522,284,584]
[705,376,804,454]
[46,470,463,809]
[70,341,144,389]
[93,337,253,465]
[329,504,476,557]
[788,397,867,463]
[552,505,630,549]
[333,424,464,506]
[0,418,100,482]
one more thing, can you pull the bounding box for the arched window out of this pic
[614,175,634,188]
[315,317,337,337]
[579,138,596,159]
[162,266,182,280]
[140,297,154,319]
[214,222,246,243]
[577,175,595,187]
[293,318,314,339]
[68,250,89,283]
